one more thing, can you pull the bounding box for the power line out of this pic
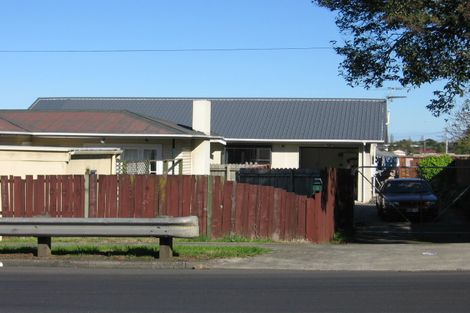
[0,46,333,53]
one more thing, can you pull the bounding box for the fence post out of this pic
[88,173,97,218]
[163,161,168,175]
[206,175,213,239]
[84,174,90,218]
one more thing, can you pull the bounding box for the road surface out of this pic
[1,267,470,312]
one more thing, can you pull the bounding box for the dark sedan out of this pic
[376,178,439,220]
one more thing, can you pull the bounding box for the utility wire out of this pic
[0,46,332,53]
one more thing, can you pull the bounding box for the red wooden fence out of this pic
[1,175,85,218]
[0,170,339,243]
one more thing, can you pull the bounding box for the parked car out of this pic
[376,178,439,220]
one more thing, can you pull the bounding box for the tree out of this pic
[313,0,470,116]
[446,100,470,153]
[446,100,470,140]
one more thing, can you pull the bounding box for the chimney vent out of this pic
[192,100,211,135]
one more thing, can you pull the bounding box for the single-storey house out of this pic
[26,97,388,202]
[0,109,223,176]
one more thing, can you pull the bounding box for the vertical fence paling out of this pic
[0,170,339,242]
[0,175,86,218]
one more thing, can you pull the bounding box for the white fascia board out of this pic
[0,145,73,152]
[225,138,385,144]
[0,145,122,154]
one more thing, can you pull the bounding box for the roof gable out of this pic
[30,97,388,142]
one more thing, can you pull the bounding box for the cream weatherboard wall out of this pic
[271,144,300,168]
[272,143,376,203]
[358,143,377,203]
[0,136,199,176]
[0,147,120,178]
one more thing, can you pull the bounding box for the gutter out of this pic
[225,138,385,144]
[69,148,123,156]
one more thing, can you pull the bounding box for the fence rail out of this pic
[0,170,344,243]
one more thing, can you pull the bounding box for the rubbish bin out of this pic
[311,178,323,195]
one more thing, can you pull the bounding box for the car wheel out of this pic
[428,209,439,221]
[376,204,383,217]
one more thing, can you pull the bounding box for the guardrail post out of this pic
[159,237,173,260]
[37,236,51,257]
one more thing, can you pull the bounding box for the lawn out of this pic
[0,236,271,261]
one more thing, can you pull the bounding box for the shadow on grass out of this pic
[0,246,36,255]
[0,245,174,258]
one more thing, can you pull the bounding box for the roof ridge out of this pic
[120,110,203,135]
[0,113,30,132]
[32,96,387,102]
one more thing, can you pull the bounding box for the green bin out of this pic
[311,178,323,194]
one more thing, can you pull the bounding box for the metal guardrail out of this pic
[0,216,199,237]
[0,216,199,259]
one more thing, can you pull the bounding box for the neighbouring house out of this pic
[0,108,223,177]
[27,97,388,202]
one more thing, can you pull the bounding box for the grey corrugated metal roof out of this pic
[30,97,387,142]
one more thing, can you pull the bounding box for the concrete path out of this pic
[204,242,470,271]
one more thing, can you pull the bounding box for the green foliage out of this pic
[332,232,347,244]
[388,138,446,155]
[177,234,273,243]
[217,234,273,243]
[418,154,453,181]
[453,136,470,154]
[313,0,470,116]
[174,246,270,260]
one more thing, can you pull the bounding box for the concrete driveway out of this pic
[353,203,470,243]
[204,203,470,271]
[203,241,470,271]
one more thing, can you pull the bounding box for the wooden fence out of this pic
[0,169,340,243]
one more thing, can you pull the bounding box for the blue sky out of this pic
[0,0,448,140]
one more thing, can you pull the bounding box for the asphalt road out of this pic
[1,267,470,313]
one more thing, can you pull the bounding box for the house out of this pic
[0,108,222,176]
[28,97,388,202]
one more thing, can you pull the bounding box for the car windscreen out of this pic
[383,180,432,194]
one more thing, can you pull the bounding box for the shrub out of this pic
[418,155,453,181]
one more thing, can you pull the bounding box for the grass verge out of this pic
[0,244,270,261]
[1,234,273,245]
[178,234,273,243]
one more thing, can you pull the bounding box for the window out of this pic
[225,146,271,164]
[118,146,162,174]
[121,148,157,161]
